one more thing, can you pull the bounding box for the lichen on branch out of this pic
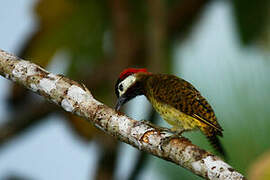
[0,49,245,180]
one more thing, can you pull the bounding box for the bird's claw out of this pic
[136,119,158,129]
[137,120,175,135]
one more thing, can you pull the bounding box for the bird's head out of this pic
[114,68,150,111]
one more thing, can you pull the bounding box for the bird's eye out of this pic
[119,84,124,92]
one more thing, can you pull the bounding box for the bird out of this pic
[114,68,225,156]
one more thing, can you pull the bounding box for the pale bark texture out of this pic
[0,49,245,180]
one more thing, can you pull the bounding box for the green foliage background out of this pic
[1,0,270,179]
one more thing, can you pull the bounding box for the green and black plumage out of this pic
[115,68,226,156]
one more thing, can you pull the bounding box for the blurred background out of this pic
[0,0,270,179]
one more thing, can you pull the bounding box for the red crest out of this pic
[119,68,149,80]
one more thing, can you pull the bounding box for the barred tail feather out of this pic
[207,135,226,158]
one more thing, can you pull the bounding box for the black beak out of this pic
[115,96,127,111]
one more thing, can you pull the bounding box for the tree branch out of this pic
[0,49,245,180]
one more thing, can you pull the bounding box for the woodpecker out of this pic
[114,68,225,156]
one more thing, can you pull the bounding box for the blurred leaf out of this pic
[20,0,109,77]
[249,150,270,180]
[19,0,75,66]
[11,0,109,105]
[232,0,270,44]
[259,10,270,49]
[10,0,110,142]
[65,1,109,77]
[128,0,147,34]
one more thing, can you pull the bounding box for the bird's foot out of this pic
[136,119,160,129]
[137,120,173,133]
[136,120,184,151]
[135,119,155,128]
